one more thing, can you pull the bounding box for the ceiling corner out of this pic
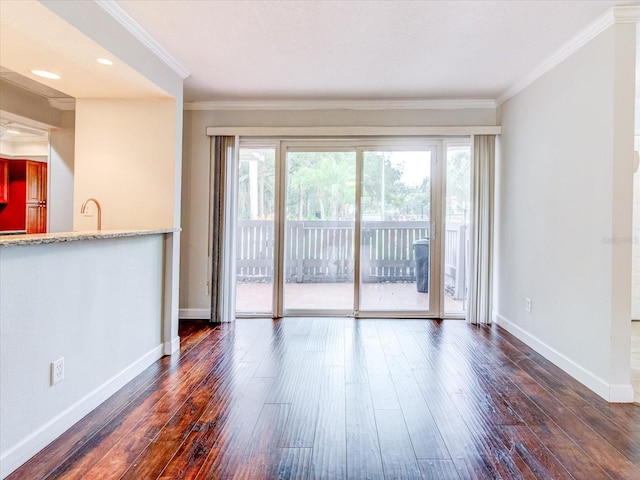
[95,0,190,79]
[496,6,619,106]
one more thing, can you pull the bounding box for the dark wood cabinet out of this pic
[27,161,43,202]
[0,159,8,204]
[0,159,47,234]
[25,161,47,233]
[26,203,46,233]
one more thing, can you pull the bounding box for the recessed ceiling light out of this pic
[31,69,61,80]
[96,58,113,66]
[5,129,21,135]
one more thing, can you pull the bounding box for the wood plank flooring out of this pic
[8,318,640,480]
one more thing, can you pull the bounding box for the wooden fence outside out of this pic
[236,220,467,299]
[444,224,467,300]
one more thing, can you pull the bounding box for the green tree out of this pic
[238,149,275,220]
[446,149,470,222]
[362,152,430,220]
[287,152,356,221]
[239,148,440,223]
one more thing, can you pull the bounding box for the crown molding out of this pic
[0,111,56,131]
[0,119,48,140]
[95,0,190,79]
[0,132,49,143]
[497,6,640,106]
[613,5,640,23]
[48,98,76,111]
[185,98,497,111]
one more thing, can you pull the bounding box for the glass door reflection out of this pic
[283,150,356,312]
[359,150,434,313]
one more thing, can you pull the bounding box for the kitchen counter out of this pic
[1,228,176,476]
[0,228,179,247]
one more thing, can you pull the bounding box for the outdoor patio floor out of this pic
[237,282,464,315]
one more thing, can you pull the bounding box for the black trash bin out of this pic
[413,239,429,293]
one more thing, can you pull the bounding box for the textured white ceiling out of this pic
[0,0,168,100]
[118,0,634,103]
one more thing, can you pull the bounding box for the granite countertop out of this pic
[0,228,179,247]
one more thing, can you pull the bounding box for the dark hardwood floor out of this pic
[8,318,640,479]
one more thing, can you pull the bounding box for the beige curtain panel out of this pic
[210,136,235,323]
[467,135,496,325]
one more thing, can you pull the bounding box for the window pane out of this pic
[236,147,275,314]
[444,145,470,315]
[283,151,356,311]
[360,151,431,312]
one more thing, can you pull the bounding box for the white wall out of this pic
[632,41,640,320]
[43,0,186,355]
[633,157,640,319]
[0,235,165,478]
[180,107,497,316]
[0,137,49,158]
[495,23,635,401]
[74,99,176,231]
[0,2,185,477]
[49,110,75,233]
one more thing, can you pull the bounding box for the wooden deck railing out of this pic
[236,220,467,298]
[360,221,428,283]
[444,224,467,300]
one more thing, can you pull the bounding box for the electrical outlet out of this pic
[83,205,93,217]
[51,357,64,385]
[525,297,532,314]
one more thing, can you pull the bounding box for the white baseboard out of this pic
[179,308,210,320]
[164,336,181,355]
[493,312,635,403]
[609,384,636,403]
[0,344,164,479]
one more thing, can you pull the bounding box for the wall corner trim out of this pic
[94,0,190,79]
[496,6,640,106]
[0,344,164,479]
[164,336,181,355]
[609,384,636,403]
[492,312,634,403]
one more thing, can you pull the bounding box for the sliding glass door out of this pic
[359,149,438,315]
[443,143,471,316]
[235,138,468,318]
[235,146,276,315]
[282,150,356,313]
